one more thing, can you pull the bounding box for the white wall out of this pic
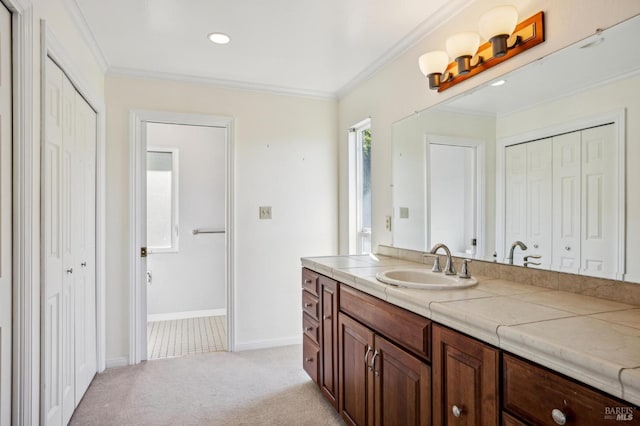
[105,75,338,360]
[496,74,640,282]
[338,0,640,255]
[146,123,227,316]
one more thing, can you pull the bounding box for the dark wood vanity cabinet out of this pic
[301,268,339,409]
[302,268,638,426]
[432,324,500,425]
[503,354,640,425]
[339,284,432,426]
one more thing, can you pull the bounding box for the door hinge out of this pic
[141,247,147,258]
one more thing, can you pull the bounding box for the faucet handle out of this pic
[424,254,442,273]
[524,255,541,261]
[459,259,472,279]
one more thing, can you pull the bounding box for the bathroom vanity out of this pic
[301,253,640,425]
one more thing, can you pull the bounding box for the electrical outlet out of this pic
[259,206,272,220]
[399,207,409,219]
[385,216,392,231]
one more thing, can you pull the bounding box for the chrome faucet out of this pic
[429,243,456,275]
[507,240,527,264]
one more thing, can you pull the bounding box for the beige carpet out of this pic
[148,316,227,360]
[70,344,343,425]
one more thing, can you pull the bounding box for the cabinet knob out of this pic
[452,405,463,418]
[551,408,567,425]
[66,268,73,274]
[565,246,571,251]
[305,357,313,363]
[304,327,313,332]
[304,303,312,308]
[81,262,87,267]
[534,244,539,249]
[323,314,331,320]
[304,279,312,284]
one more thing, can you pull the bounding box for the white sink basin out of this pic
[376,268,478,290]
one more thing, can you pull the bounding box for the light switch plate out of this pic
[399,207,409,219]
[259,206,272,219]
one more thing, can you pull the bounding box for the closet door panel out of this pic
[552,132,581,272]
[74,93,97,401]
[505,144,527,264]
[526,139,552,268]
[60,67,77,426]
[43,57,64,426]
[581,124,616,277]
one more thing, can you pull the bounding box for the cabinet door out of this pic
[339,314,374,426]
[373,335,431,426]
[432,325,499,426]
[320,276,339,408]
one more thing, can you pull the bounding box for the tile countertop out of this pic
[301,254,640,406]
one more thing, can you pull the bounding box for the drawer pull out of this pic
[364,346,372,366]
[452,405,463,418]
[305,357,314,363]
[323,314,331,320]
[551,408,567,425]
[304,303,313,308]
[304,327,313,332]
[304,279,312,284]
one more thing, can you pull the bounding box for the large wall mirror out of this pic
[391,14,640,283]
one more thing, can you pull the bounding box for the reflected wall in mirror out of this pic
[391,14,640,282]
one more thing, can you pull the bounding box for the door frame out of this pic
[425,134,486,259]
[129,110,235,364]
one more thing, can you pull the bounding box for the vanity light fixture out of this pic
[418,51,450,90]
[446,32,481,75]
[418,8,544,92]
[478,5,519,57]
[208,32,231,45]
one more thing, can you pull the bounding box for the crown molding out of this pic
[336,0,475,99]
[107,66,338,101]
[61,0,109,72]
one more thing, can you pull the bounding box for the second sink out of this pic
[376,268,478,290]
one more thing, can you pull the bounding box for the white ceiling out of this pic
[74,0,469,98]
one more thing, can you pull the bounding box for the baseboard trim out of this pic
[234,335,302,352]
[106,357,129,369]
[147,308,226,322]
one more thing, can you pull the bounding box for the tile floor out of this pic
[147,315,227,359]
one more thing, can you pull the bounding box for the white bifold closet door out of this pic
[43,57,97,426]
[0,2,12,424]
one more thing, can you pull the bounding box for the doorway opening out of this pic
[145,123,228,359]
[130,111,234,364]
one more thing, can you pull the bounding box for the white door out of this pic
[552,131,582,272]
[504,144,527,263]
[44,57,97,425]
[525,138,552,268]
[581,124,616,277]
[43,57,66,426]
[73,92,97,401]
[0,3,12,424]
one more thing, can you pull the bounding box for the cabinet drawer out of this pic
[503,354,638,425]
[502,412,527,426]
[302,268,319,296]
[302,290,319,320]
[303,335,320,384]
[302,313,319,344]
[339,284,431,361]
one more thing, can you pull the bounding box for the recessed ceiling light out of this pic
[491,79,506,87]
[208,33,231,45]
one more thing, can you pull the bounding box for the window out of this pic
[147,149,179,252]
[351,120,372,254]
